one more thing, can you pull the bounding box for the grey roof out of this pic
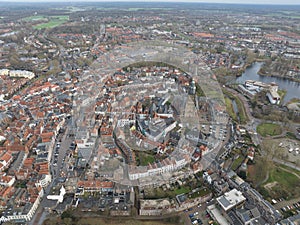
[78,147,93,161]
[218,196,231,208]
[250,207,261,218]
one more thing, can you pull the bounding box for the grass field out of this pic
[188,188,211,199]
[174,186,191,195]
[257,123,282,137]
[235,96,248,124]
[144,186,191,199]
[222,88,248,124]
[266,167,299,186]
[247,157,272,186]
[225,97,238,121]
[247,158,300,200]
[261,165,300,200]
[137,152,156,166]
[231,155,245,171]
[33,15,69,29]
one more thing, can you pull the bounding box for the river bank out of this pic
[236,62,300,104]
[257,69,300,83]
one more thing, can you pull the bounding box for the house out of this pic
[0,152,13,172]
[0,174,15,187]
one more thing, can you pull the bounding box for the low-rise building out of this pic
[216,188,246,212]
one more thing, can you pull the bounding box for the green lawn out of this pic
[144,186,190,199]
[174,186,191,195]
[278,89,286,102]
[188,188,211,199]
[231,156,245,171]
[225,97,238,121]
[138,152,156,166]
[266,167,299,186]
[280,164,300,177]
[222,88,248,124]
[260,165,300,200]
[235,96,248,124]
[34,15,69,29]
[257,123,282,137]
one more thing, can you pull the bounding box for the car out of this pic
[194,212,199,216]
[189,214,194,218]
[197,204,202,208]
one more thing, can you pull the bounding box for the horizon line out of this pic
[0,1,300,6]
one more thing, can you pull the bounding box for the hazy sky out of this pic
[0,0,299,4]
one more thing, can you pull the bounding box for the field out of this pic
[222,88,248,124]
[260,165,300,200]
[231,155,245,171]
[144,186,191,199]
[246,157,271,186]
[225,97,238,121]
[137,152,156,166]
[257,123,282,137]
[33,16,69,29]
[247,157,300,201]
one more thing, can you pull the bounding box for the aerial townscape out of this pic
[0,1,300,225]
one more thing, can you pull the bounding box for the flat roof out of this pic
[216,188,246,211]
[207,204,230,225]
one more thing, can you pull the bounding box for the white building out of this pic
[47,185,66,203]
[216,188,246,212]
[0,188,44,223]
[0,69,35,79]
[267,89,281,105]
[35,174,51,188]
[117,118,135,127]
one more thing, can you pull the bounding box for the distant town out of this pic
[0,2,299,225]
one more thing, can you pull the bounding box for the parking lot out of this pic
[51,121,74,179]
[275,197,300,213]
[182,203,213,225]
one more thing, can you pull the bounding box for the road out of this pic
[272,158,300,172]
[29,120,74,225]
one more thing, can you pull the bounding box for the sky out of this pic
[0,0,299,4]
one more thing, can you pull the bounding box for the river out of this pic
[236,62,300,103]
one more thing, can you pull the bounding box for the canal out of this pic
[236,62,300,103]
